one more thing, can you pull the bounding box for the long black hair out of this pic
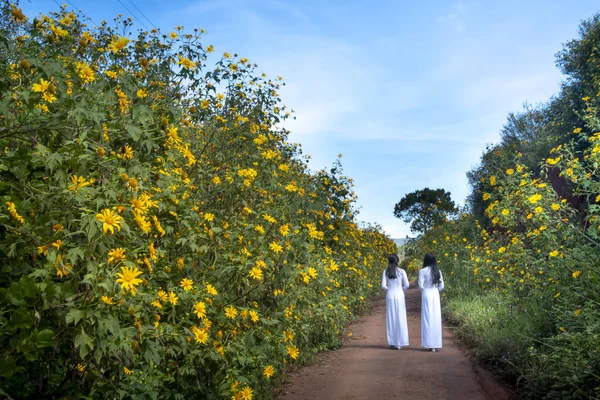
[423,253,441,285]
[386,254,399,279]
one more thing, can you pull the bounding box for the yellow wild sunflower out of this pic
[115,266,143,294]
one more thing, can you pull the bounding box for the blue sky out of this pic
[21,0,600,238]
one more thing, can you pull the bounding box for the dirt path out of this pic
[278,284,511,400]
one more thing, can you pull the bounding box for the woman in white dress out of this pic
[418,253,444,352]
[381,254,409,349]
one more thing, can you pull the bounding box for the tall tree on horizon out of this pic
[393,188,457,235]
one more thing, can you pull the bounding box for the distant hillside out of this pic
[392,238,411,246]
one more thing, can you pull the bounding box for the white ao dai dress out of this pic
[418,266,444,349]
[381,268,409,348]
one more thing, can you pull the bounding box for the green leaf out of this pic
[10,307,34,329]
[67,247,86,264]
[19,276,38,298]
[132,104,154,124]
[0,357,17,378]
[35,329,56,348]
[74,328,94,359]
[66,308,85,325]
[125,124,143,142]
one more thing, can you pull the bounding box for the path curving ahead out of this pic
[278,284,511,400]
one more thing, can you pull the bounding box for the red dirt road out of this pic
[278,284,511,400]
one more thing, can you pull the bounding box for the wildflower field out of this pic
[402,13,600,400]
[0,2,395,398]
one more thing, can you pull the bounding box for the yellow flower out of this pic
[32,77,51,94]
[287,345,300,360]
[169,32,179,39]
[263,365,275,379]
[132,210,152,234]
[6,202,24,224]
[212,176,221,185]
[152,216,166,237]
[307,267,318,279]
[206,283,218,296]
[249,310,259,322]
[269,241,283,253]
[501,209,509,216]
[498,247,506,254]
[75,61,96,83]
[121,145,134,160]
[489,176,496,186]
[573,127,582,134]
[283,330,294,342]
[203,213,215,222]
[206,45,214,53]
[506,168,514,175]
[249,267,263,281]
[55,254,73,278]
[68,175,94,192]
[157,290,168,301]
[107,248,126,264]
[115,266,143,294]
[193,301,207,319]
[148,242,158,262]
[35,103,50,112]
[180,278,194,291]
[551,203,560,211]
[482,193,490,201]
[263,214,277,224]
[48,23,68,38]
[37,245,49,256]
[534,206,543,214]
[151,300,162,309]
[101,296,115,305]
[130,195,149,214]
[191,326,209,344]
[168,291,178,305]
[108,36,130,53]
[549,250,559,257]
[572,270,581,279]
[10,4,27,23]
[279,224,291,237]
[123,366,133,375]
[239,386,253,400]
[96,209,124,235]
[528,194,542,204]
[224,305,237,319]
[177,55,197,70]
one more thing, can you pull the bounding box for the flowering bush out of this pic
[0,2,395,398]
[403,104,600,399]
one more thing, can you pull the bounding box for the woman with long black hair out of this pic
[381,254,409,349]
[418,253,445,352]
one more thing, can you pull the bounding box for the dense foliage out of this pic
[0,2,395,399]
[403,12,600,400]
[392,188,456,235]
